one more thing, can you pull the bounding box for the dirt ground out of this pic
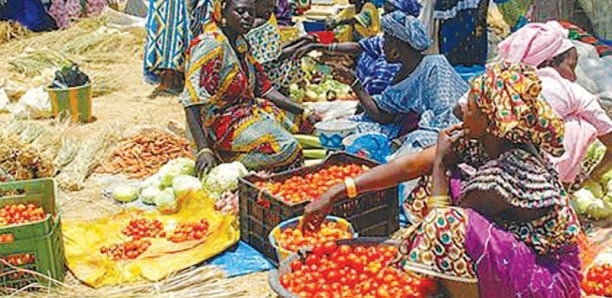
[0,20,278,297]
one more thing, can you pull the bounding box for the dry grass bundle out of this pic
[0,134,54,182]
[3,266,247,298]
[56,130,119,191]
[0,21,31,45]
[9,49,69,77]
[53,137,81,173]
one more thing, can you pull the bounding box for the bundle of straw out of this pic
[2,266,246,298]
[56,130,119,191]
[0,21,31,45]
[9,49,69,77]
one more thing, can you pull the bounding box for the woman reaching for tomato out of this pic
[303,61,583,297]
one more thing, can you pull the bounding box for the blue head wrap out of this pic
[386,0,421,17]
[382,11,431,51]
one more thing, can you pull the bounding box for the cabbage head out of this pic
[172,175,202,199]
[202,162,248,200]
[155,188,178,214]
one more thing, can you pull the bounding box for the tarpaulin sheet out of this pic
[208,241,273,278]
[62,190,240,288]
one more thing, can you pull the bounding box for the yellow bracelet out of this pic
[427,195,451,209]
[344,178,358,199]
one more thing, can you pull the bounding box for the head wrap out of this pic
[386,0,421,17]
[468,61,566,157]
[498,22,575,66]
[382,11,431,51]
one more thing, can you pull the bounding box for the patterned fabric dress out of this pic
[396,62,582,297]
[48,0,107,29]
[353,55,467,147]
[396,146,582,297]
[143,0,210,84]
[560,20,612,57]
[246,15,304,92]
[181,23,304,172]
[434,0,489,66]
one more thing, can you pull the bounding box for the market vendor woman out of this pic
[181,0,319,176]
[303,62,582,297]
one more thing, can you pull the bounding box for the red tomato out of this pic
[322,241,337,255]
[290,260,303,271]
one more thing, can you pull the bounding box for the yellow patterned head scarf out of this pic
[469,61,566,157]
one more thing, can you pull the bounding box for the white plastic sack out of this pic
[103,6,146,29]
[10,87,51,119]
[304,101,358,121]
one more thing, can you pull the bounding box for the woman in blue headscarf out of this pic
[334,11,468,148]
[302,0,421,96]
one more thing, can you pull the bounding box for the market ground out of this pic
[0,36,276,296]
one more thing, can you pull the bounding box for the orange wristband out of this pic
[344,178,358,199]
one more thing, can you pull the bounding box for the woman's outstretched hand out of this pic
[302,190,335,232]
[331,65,356,85]
[196,150,217,178]
[435,123,465,167]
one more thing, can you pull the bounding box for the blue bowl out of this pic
[315,120,357,150]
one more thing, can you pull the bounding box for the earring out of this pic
[221,17,227,27]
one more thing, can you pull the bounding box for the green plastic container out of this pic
[46,83,93,123]
[0,179,65,289]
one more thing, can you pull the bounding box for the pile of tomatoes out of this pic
[280,242,436,298]
[100,217,210,260]
[255,164,368,204]
[100,239,152,261]
[0,203,46,226]
[2,253,36,280]
[276,221,353,253]
[122,218,166,240]
[582,263,611,296]
[167,219,209,243]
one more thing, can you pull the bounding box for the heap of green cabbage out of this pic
[201,161,248,200]
[573,170,612,220]
[137,158,201,214]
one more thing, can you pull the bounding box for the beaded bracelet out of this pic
[196,148,213,158]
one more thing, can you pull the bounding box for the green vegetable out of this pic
[157,158,196,187]
[154,188,178,214]
[585,199,612,220]
[172,175,202,200]
[574,189,597,214]
[112,185,139,203]
[583,180,605,198]
[202,161,248,200]
[140,186,161,205]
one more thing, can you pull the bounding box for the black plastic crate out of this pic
[239,152,399,265]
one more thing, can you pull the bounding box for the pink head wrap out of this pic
[498,22,575,66]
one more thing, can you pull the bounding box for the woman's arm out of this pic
[185,106,209,151]
[315,145,437,203]
[265,89,304,115]
[353,81,395,124]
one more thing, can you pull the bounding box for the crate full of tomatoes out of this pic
[239,152,399,264]
[0,178,65,290]
[268,238,438,298]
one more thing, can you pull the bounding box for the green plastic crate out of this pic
[0,178,65,289]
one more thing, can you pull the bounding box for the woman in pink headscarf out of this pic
[460,22,612,184]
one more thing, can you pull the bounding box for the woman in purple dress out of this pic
[302,61,582,297]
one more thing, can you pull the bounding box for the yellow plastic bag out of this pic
[62,190,239,288]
